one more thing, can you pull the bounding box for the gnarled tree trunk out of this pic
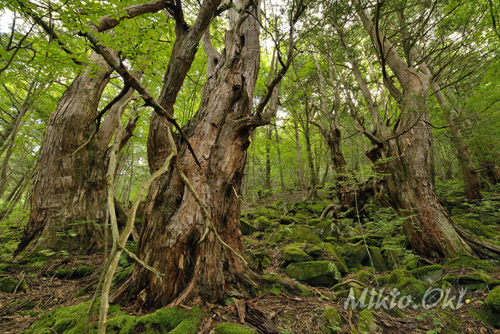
[353,0,498,258]
[113,1,263,308]
[16,52,140,254]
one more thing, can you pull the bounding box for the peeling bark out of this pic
[113,1,263,308]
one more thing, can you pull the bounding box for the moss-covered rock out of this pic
[453,215,498,239]
[348,235,383,247]
[349,243,368,267]
[322,243,348,275]
[314,220,339,240]
[0,263,10,274]
[240,219,257,235]
[279,216,297,225]
[409,265,443,284]
[485,286,500,312]
[357,309,380,334]
[443,272,492,290]
[281,246,313,266]
[285,261,341,287]
[306,202,327,215]
[322,306,342,333]
[135,306,203,333]
[257,207,279,220]
[29,299,203,334]
[356,270,371,284]
[214,322,258,334]
[254,216,272,231]
[0,276,27,293]
[445,255,497,273]
[306,218,322,226]
[367,247,386,272]
[379,269,429,300]
[289,226,322,244]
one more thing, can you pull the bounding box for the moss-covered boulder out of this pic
[314,220,339,240]
[0,276,27,293]
[0,263,11,274]
[322,243,348,275]
[322,306,342,333]
[135,307,203,333]
[347,244,386,272]
[358,309,380,334]
[445,256,497,273]
[379,269,429,300]
[306,218,322,226]
[257,207,279,220]
[279,216,297,225]
[52,265,96,279]
[281,246,313,266]
[306,202,327,215]
[473,287,500,328]
[348,235,383,247]
[285,261,341,287]
[214,322,258,334]
[367,247,386,272]
[443,272,492,290]
[485,287,500,312]
[409,265,443,284]
[254,216,272,231]
[240,219,257,235]
[289,226,322,244]
[30,301,203,334]
[453,215,498,239]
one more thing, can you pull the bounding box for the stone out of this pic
[323,306,342,333]
[285,261,341,287]
[282,246,313,266]
[240,219,257,235]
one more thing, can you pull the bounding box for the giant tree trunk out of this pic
[352,0,498,258]
[16,52,139,254]
[113,2,262,308]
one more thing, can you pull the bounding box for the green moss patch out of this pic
[0,276,27,293]
[29,300,203,334]
[214,322,258,334]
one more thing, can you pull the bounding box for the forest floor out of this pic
[1,187,500,333]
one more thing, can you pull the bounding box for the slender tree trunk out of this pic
[113,1,263,308]
[274,123,285,191]
[0,81,35,198]
[419,62,482,200]
[264,126,272,190]
[294,120,306,197]
[304,117,317,199]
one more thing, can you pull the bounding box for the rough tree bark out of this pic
[16,52,112,254]
[15,1,174,255]
[353,0,500,258]
[113,1,265,308]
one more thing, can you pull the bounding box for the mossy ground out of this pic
[2,191,499,333]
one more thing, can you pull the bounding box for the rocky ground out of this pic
[1,189,500,333]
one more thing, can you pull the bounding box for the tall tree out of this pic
[113,0,305,308]
[15,0,221,254]
[351,0,500,258]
